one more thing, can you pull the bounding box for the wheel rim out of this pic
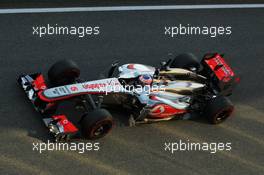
[94,126,104,136]
[215,108,233,121]
[92,121,112,137]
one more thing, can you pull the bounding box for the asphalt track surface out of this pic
[0,6,264,175]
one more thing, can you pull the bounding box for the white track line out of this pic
[0,4,264,14]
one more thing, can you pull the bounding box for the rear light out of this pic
[235,77,240,83]
[222,76,231,83]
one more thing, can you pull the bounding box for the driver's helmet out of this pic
[138,74,153,85]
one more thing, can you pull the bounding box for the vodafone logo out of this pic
[62,119,68,125]
[70,86,78,91]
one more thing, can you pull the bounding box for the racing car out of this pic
[18,53,240,141]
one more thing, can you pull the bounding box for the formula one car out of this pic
[18,53,239,141]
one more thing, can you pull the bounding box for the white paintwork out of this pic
[118,64,155,78]
[43,78,125,98]
[0,4,264,14]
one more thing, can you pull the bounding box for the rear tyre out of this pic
[204,96,234,124]
[81,109,113,139]
[170,53,201,71]
[48,59,80,86]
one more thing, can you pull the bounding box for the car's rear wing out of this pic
[201,53,240,96]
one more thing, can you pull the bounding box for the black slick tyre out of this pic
[81,109,113,139]
[204,96,234,124]
[48,59,80,86]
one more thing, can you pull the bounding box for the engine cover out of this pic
[118,64,155,78]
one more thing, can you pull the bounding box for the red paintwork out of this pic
[33,74,47,90]
[127,64,135,69]
[149,95,159,101]
[205,54,235,82]
[149,104,187,118]
[235,77,240,83]
[52,115,78,133]
[70,86,79,91]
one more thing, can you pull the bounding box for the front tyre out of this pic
[48,59,80,86]
[81,109,113,139]
[204,96,234,124]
